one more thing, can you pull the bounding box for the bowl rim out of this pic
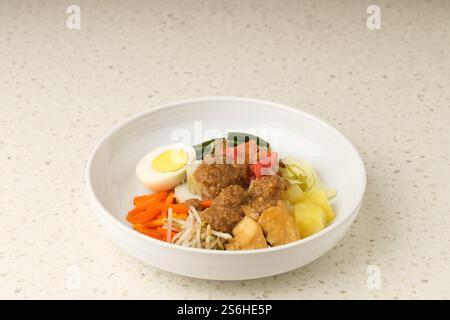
[86,96,366,255]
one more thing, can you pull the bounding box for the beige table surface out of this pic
[1,0,449,299]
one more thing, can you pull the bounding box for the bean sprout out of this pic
[165,206,232,250]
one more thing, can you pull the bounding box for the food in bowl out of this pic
[126,132,336,250]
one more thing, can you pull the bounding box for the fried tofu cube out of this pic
[258,204,300,246]
[226,216,268,250]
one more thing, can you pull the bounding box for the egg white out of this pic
[136,144,196,192]
[174,182,202,203]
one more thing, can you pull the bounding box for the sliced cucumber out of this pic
[193,137,225,160]
[226,132,270,149]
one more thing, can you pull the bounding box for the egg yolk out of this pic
[151,149,188,172]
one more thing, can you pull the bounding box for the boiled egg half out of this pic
[136,144,196,192]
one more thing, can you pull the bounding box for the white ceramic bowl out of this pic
[86,97,366,280]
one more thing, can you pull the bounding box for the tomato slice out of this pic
[251,152,278,178]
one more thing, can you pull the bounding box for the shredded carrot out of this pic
[133,225,164,240]
[133,194,154,207]
[155,227,166,235]
[142,218,165,228]
[174,213,187,219]
[152,191,169,203]
[127,198,152,216]
[165,191,175,204]
[157,191,174,217]
[127,190,188,242]
[127,214,139,224]
[155,203,188,214]
[155,227,177,241]
[200,200,212,208]
[135,207,161,224]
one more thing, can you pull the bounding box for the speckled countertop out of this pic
[1,0,449,299]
